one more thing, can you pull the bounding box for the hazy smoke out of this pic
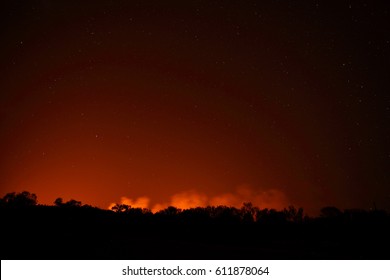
[108,196,150,210]
[109,186,288,212]
[151,191,209,213]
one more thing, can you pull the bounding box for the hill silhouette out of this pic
[1,191,389,259]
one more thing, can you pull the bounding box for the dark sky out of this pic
[1,1,389,214]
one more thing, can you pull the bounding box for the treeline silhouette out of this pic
[1,191,389,259]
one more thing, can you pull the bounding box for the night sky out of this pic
[1,1,389,215]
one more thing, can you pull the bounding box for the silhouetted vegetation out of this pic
[0,191,37,208]
[54,197,82,208]
[1,191,390,259]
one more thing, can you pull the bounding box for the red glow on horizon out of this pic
[2,1,387,217]
[108,186,289,213]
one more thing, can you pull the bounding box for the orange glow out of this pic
[3,1,386,217]
[109,186,289,213]
[108,196,150,210]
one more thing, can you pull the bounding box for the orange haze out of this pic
[109,185,288,213]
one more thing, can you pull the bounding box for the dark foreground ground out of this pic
[2,205,390,259]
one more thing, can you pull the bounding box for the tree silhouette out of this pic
[241,202,258,223]
[157,206,181,216]
[65,199,82,207]
[1,191,37,208]
[111,203,130,213]
[53,198,82,207]
[2,190,390,260]
[284,206,304,223]
[54,197,63,207]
